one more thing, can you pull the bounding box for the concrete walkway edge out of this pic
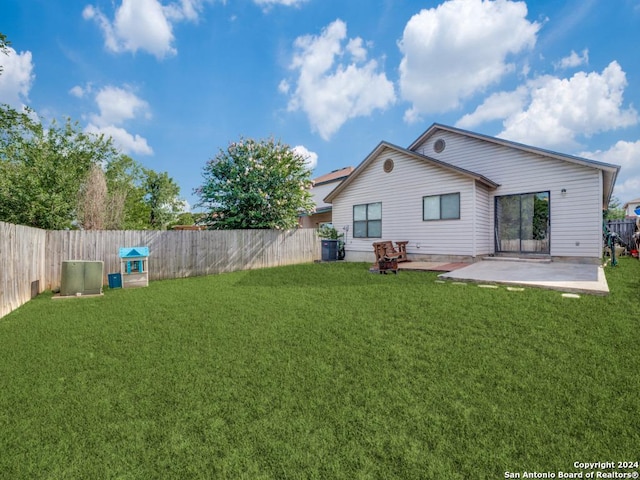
[437,260,609,295]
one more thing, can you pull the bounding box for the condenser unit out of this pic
[60,260,104,296]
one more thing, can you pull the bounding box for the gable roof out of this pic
[313,166,354,186]
[409,123,621,206]
[623,197,640,207]
[324,141,499,203]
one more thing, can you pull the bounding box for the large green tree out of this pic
[103,155,149,229]
[0,104,185,230]
[103,156,185,230]
[605,196,625,220]
[196,137,314,229]
[143,169,183,229]
[0,105,119,229]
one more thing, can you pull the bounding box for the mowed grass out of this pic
[1,259,639,479]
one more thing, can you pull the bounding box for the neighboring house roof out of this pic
[324,141,499,203]
[622,198,640,209]
[409,123,620,207]
[313,166,354,186]
[303,166,354,216]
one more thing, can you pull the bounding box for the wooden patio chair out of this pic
[372,241,404,274]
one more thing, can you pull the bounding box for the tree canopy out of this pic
[0,106,118,229]
[0,32,187,231]
[144,169,184,229]
[0,32,9,75]
[605,196,625,220]
[196,137,314,230]
[0,104,185,230]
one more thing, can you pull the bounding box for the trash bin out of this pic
[108,273,122,289]
[321,239,338,261]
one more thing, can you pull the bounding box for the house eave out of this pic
[324,141,499,204]
[411,123,621,209]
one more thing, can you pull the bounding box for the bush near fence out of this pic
[1,222,321,319]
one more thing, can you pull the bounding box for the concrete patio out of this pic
[394,258,609,295]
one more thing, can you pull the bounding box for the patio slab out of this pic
[397,261,469,272]
[438,260,609,295]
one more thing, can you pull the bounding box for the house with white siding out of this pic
[324,124,620,264]
[299,167,353,228]
[622,197,640,218]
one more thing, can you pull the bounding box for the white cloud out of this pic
[90,86,151,127]
[83,0,211,59]
[69,85,86,98]
[580,140,640,198]
[346,38,367,62]
[398,0,540,123]
[292,145,318,170]
[85,123,153,155]
[70,83,95,99]
[82,85,153,156]
[555,49,589,70]
[278,79,290,95]
[495,61,638,150]
[164,0,206,21]
[254,0,308,8]
[456,86,529,129]
[0,47,35,107]
[283,19,395,140]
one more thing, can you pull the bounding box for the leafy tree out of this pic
[0,104,185,230]
[0,33,8,53]
[104,155,149,229]
[196,137,314,229]
[605,196,625,220]
[0,32,10,75]
[0,105,118,229]
[143,169,183,229]
[104,156,185,230]
[168,212,197,229]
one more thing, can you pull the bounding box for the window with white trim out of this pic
[423,193,460,220]
[353,202,382,238]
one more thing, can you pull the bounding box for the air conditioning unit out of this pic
[60,260,104,296]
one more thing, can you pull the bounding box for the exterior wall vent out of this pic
[383,158,394,173]
[434,138,446,153]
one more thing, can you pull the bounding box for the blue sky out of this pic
[2,0,640,210]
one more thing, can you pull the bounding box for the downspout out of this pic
[598,170,604,259]
[472,180,477,259]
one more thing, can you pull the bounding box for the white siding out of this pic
[474,182,491,256]
[414,131,604,259]
[331,147,479,259]
[625,201,640,217]
[310,181,340,211]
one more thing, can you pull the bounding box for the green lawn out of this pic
[1,259,639,479]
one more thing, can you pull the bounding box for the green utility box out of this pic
[60,260,104,296]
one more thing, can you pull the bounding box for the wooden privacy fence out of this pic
[46,229,320,289]
[1,223,321,319]
[605,219,637,249]
[0,222,47,319]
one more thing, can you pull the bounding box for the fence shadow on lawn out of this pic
[1,223,321,319]
[232,262,432,289]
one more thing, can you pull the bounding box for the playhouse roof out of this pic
[119,247,149,258]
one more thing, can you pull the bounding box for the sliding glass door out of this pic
[495,192,550,254]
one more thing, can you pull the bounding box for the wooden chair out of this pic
[373,241,408,262]
[372,241,407,274]
[394,241,409,262]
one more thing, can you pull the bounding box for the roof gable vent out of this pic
[434,138,446,153]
